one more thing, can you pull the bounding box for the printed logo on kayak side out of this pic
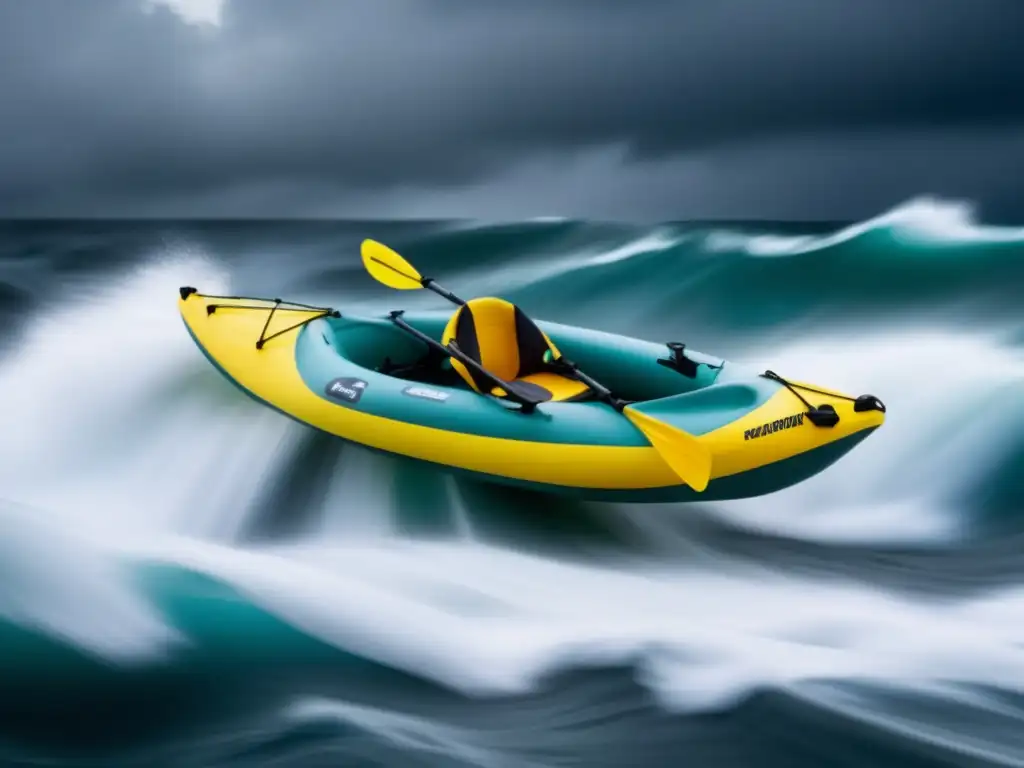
[744,413,804,441]
[325,377,368,404]
[402,385,450,403]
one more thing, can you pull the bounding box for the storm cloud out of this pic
[1,0,1022,219]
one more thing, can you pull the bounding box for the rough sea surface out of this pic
[1,197,1023,767]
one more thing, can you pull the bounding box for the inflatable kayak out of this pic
[177,240,886,503]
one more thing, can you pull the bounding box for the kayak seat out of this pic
[441,297,592,404]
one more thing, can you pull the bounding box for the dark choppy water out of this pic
[1,197,1023,767]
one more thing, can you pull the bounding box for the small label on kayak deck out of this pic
[325,377,368,404]
[402,385,450,402]
[744,413,804,440]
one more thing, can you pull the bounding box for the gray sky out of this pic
[1,0,1021,221]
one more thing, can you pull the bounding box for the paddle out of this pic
[361,238,465,305]
[360,239,712,492]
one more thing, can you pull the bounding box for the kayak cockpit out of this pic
[320,310,726,407]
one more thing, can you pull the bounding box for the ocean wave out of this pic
[0,502,181,665]
[486,198,1024,343]
[1,203,1023,766]
[11,534,1024,726]
[703,197,1024,257]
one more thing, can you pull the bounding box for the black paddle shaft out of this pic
[422,278,465,306]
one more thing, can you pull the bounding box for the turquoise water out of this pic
[1,197,1023,766]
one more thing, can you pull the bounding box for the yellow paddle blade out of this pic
[361,239,424,290]
[624,407,712,492]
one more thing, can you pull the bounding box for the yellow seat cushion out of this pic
[443,297,591,404]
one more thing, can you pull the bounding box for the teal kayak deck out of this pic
[294,310,781,445]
